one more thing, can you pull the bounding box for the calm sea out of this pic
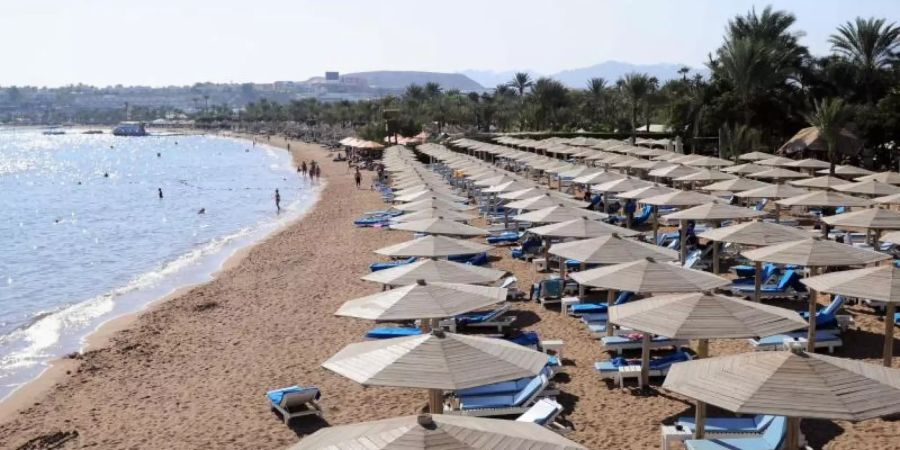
[0,129,317,399]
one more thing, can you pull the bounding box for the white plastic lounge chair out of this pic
[446,373,555,417]
[516,398,570,433]
[748,331,843,354]
[601,335,689,355]
[661,415,779,450]
[595,351,692,388]
[683,415,792,450]
[439,303,516,332]
[266,386,322,424]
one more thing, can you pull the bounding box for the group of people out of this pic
[298,160,321,180]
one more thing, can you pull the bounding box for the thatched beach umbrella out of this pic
[362,259,505,287]
[391,208,477,223]
[834,180,900,197]
[777,190,873,208]
[336,280,506,322]
[322,330,549,413]
[395,197,474,212]
[701,178,770,193]
[662,203,765,267]
[395,190,468,204]
[747,167,809,180]
[391,218,488,237]
[549,233,678,265]
[857,171,900,185]
[662,350,900,450]
[721,163,766,174]
[874,192,900,205]
[697,220,812,246]
[682,156,736,168]
[290,413,587,450]
[738,151,773,161]
[497,187,571,201]
[570,257,731,294]
[735,184,809,223]
[640,190,722,243]
[528,217,640,238]
[802,265,900,366]
[512,205,608,224]
[617,184,678,200]
[817,164,875,178]
[375,235,491,258]
[789,175,850,190]
[611,292,807,425]
[741,238,890,350]
[505,193,589,210]
[756,156,796,167]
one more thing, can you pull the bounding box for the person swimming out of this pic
[158,188,163,199]
[274,189,281,213]
[198,208,206,214]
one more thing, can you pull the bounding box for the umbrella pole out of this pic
[884,302,896,367]
[428,388,444,414]
[652,206,659,244]
[606,289,617,336]
[807,267,819,353]
[696,338,709,358]
[786,417,801,450]
[578,262,586,298]
[679,220,687,263]
[753,261,762,303]
[640,333,651,389]
[693,400,707,439]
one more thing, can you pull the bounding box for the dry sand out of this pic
[0,137,897,449]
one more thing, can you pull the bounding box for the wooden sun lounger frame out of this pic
[444,379,558,418]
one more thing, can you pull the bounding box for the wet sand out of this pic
[0,137,896,449]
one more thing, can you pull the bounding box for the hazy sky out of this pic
[2,0,898,87]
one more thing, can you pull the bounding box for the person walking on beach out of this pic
[300,161,307,177]
[314,164,321,181]
[354,167,362,188]
[274,189,281,213]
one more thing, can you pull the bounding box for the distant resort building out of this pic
[112,122,147,136]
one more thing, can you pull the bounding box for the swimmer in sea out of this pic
[274,189,281,213]
[198,208,206,214]
[158,188,163,199]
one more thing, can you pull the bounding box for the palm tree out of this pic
[424,82,443,98]
[804,98,849,175]
[829,17,900,102]
[508,72,533,96]
[617,73,657,144]
[530,78,569,130]
[720,123,761,161]
[586,77,607,126]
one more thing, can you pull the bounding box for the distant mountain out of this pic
[459,70,541,90]
[458,61,708,91]
[341,71,484,92]
[549,61,708,88]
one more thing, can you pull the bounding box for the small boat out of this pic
[82,130,104,135]
[42,130,66,135]
[112,122,147,137]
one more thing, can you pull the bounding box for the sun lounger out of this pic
[516,398,569,433]
[601,334,689,355]
[748,331,842,353]
[448,373,554,417]
[369,257,417,272]
[661,415,778,450]
[895,312,900,326]
[365,327,422,339]
[440,303,516,332]
[532,278,565,305]
[487,231,522,245]
[732,263,778,284]
[632,205,654,226]
[505,331,540,349]
[266,386,322,424]
[730,269,806,299]
[800,296,844,330]
[683,415,788,450]
[594,351,692,388]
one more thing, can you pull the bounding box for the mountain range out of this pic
[460,60,708,90]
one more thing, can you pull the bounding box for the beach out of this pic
[0,137,898,450]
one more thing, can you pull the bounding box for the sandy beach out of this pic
[0,137,897,450]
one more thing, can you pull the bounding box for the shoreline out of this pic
[0,134,318,423]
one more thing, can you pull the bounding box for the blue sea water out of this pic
[0,129,316,399]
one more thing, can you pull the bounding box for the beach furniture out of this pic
[369,257,417,272]
[439,303,516,332]
[532,278,565,305]
[661,415,779,450]
[266,386,322,424]
[748,331,843,353]
[732,263,778,282]
[800,295,845,330]
[682,415,788,450]
[600,334,689,355]
[455,367,551,397]
[516,398,569,433]
[448,373,554,417]
[486,230,522,245]
[365,326,422,339]
[594,351,692,388]
[568,291,634,316]
[730,269,804,298]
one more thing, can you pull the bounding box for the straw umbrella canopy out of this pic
[473,174,515,187]
[390,218,488,237]
[323,330,549,413]
[395,198,474,212]
[817,165,875,178]
[721,163,766,174]
[834,180,900,197]
[570,257,731,294]
[673,169,736,183]
[336,280,507,321]
[802,265,900,366]
[549,233,678,265]
[528,217,640,238]
[362,259,505,287]
[395,190,468,204]
[756,156,796,167]
[883,230,900,243]
[663,203,766,267]
[610,291,807,414]
[785,158,831,170]
[640,190,723,243]
[572,170,626,185]
[856,171,900,185]
[591,177,653,194]
[683,156,736,168]
[874,192,900,205]
[789,175,851,189]
[498,187,571,201]
[747,167,809,180]
[776,190,873,208]
[742,238,890,350]
[822,208,900,248]
[505,193,589,210]
[392,208,477,223]
[701,178,770,193]
[738,151,773,161]
[697,220,813,246]
[735,184,809,223]
[617,185,678,200]
[290,413,587,450]
[482,180,533,194]
[513,205,608,224]
[662,350,900,450]
[648,165,700,179]
[375,236,491,258]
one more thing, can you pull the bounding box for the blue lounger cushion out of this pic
[369,257,417,272]
[459,375,545,409]
[506,331,540,347]
[895,312,900,326]
[457,378,532,397]
[755,331,839,347]
[581,313,609,323]
[676,415,774,434]
[586,323,607,334]
[571,303,606,314]
[266,386,320,405]
[365,327,422,339]
[684,416,786,450]
[601,335,673,346]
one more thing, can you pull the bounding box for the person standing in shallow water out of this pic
[300,161,307,177]
[274,189,281,213]
[158,188,163,199]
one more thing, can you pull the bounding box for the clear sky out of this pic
[2,0,898,87]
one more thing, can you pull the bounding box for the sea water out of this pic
[0,129,317,399]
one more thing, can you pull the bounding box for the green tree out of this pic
[829,17,900,103]
[617,73,657,143]
[804,97,850,175]
[508,72,533,96]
